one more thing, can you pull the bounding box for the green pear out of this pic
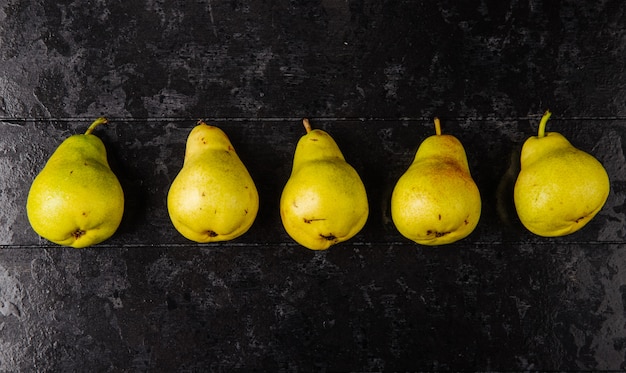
[280,119,369,250]
[391,118,481,245]
[26,117,124,248]
[167,121,259,242]
[514,110,610,236]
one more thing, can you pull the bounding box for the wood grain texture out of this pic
[1,0,626,370]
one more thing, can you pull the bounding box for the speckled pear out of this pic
[280,119,369,250]
[167,121,259,242]
[514,111,610,236]
[26,117,124,248]
[391,118,481,245]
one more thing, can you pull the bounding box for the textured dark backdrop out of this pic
[2,0,626,371]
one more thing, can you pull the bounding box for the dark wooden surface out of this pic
[2,0,626,371]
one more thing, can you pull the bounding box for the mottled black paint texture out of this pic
[2,0,626,371]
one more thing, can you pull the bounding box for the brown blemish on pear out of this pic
[320,233,337,241]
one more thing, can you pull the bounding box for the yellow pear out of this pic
[26,117,124,248]
[391,118,481,245]
[167,121,259,242]
[514,110,610,236]
[280,119,369,250]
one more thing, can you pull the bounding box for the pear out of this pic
[513,110,610,236]
[26,117,124,248]
[167,121,259,242]
[390,118,481,245]
[280,119,369,250]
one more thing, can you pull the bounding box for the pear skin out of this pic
[391,118,481,245]
[280,119,369,250]
[514,111,610,236]
[167,122,259,242]
[26,118,124,248]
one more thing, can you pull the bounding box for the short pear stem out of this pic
[434,117,442,136]
[303,118,312,133]
[537,110,552,138]
[85,117,108,135]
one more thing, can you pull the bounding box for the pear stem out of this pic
[537,110,552,138]
[303,118,312,134]
[84,117,108,135]
[434,117,442,136]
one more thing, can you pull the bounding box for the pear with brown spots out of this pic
[167,121,259,242]
[280,119,369,250]
[391,118,481,245]
[26,117,124,248]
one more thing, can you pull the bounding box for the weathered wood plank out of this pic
[0,1,625,119]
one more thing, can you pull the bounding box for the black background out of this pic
[2,0,626,371]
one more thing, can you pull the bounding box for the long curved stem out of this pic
[537,110,552,138]
[85,117,108,135]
